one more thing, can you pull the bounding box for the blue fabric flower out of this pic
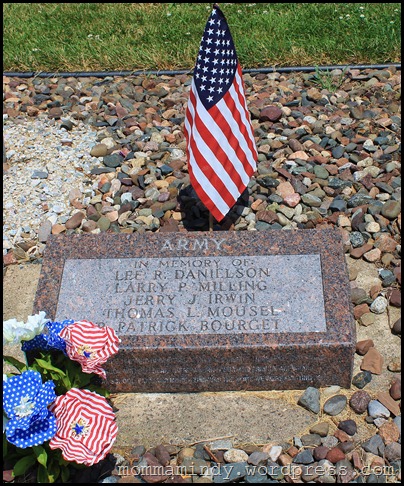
[22,319,74,355]
[3,369,57,448]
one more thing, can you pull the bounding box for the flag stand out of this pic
[209,212,214,232]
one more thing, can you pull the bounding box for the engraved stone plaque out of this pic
[34,229,356,392]
[55,254,326,335]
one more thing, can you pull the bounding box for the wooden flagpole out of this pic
[209,212,214,232]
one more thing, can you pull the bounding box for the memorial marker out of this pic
[34,229,356,392]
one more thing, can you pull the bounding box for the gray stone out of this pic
[301,433,322,446]
[37,219,53,243]
[323,395,347,416]
[329,197,347,213]
[351,287,369,305]
[393,416,401,437]
[302,193,323,207]
[245,469,270,483]
[351,371,372,389]
[208,440,234,451]
[213,462,248,483]
[267,461,284,481]
[293,449,314,464]
[181,457,210,474]
[338,419,357,436]
[247,451,269,466]
[321,436,339,449]
[103,153,123,168]
[368,400,390,419]
[332,146,345,159]
[314,165,329,179]
[31,170,48,179]
[381,200,401,219]
[370,296,388,314]
[298,387,321,414]
[348,194,375,208]
[350,232,365,248]
[361,435,385,456]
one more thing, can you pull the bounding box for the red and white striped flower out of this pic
[59,320,120,379]
[49,388,118,466]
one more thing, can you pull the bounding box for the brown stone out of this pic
[356,339,374,356]
[256,210,279,224]
[276,181,295,198]
[389,289,401,307]
[354,304,370,320]
[389,378,401,400]
[259,105,283,122]
[393,265,401,285]
[164,476,187,484]
[349,390,371,414]
[326,447,346,464]
[378,421,400,445]
[140,452,168,483]
[392,318,401,335]
[351,451,363,470]
[374,234,399,253]
[154,444,171,466]
[48,107,63,119]
[278,453,293,466]
[3,252,17,266]
[370,283,382,300]
[251,199,264,211]
[334,429,350,443]
[289,139,304,152]
[65,211,85,230]
[82,220,98,233]
[377,391,401,417]
[363,248,381,262]
[361,347,384,375]
[51,223,66,234]
[350,243,373,259]
[32,230,356,392]
[313,446,329,461]
[309,422,329,437]
[370,457,386,469]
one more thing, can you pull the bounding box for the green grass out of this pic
[2,3,401,72]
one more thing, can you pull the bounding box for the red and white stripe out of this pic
[185,65,257,222]
[49,388,118,466]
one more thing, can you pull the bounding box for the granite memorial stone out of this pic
[34,229,355,392]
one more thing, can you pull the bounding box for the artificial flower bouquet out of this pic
[3,312,120,483]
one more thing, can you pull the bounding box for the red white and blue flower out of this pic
[3,370,57,448]
[49,388,118,466]
[59,320,120,379]
[22,319,75,355]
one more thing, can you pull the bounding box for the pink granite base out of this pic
[34,229,356,391]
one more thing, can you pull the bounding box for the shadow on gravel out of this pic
[178,185,249,231]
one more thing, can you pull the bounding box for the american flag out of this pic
[184,4,258,223]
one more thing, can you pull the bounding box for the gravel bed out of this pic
[3,67,401,483]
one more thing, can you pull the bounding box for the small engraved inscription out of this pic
[55,253,326,336]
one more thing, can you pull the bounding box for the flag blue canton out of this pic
[194,7,238,110]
